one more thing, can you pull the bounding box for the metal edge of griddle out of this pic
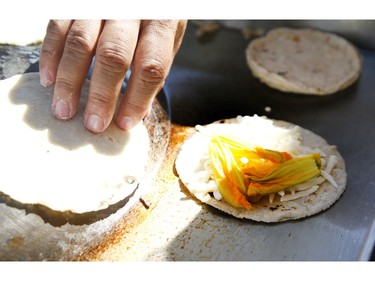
[357,219,375,261]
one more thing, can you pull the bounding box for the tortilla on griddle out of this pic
[246,27,362,95]
[175,115,346,223]
[0,73,150,213]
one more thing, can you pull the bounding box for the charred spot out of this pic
[7,236,25,249]
[269,205,281,211]
[292,35,300,42]
[277,71,288,76]
[139,197,150,210]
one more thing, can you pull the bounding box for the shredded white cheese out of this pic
[293,176,326,192]
[280,185,320,202]
[321,170,338,188]
[197,115,339,204]
[213,190,223,200]
[325,155,337,174]
[278,190,285,197]
[269,193,275,203]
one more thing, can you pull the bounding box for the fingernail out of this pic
[54,100,71,120]
[86,114,105,133]
[118,116,134,130]
[40,69,54,87]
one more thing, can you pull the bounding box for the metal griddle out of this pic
[0,43,171,260]
[0,20,374,261]
[162,21,375,260]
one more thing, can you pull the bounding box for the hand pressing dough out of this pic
[0,73,150,213]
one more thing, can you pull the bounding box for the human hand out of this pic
[39,20,187,133]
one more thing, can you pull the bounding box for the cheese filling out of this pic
[192,115,338,206]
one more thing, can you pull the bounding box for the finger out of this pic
[172,20,188,55]
[51,20,103,121]
[115,20,178,130]
[84,20,140,133]
[39,20,72,87]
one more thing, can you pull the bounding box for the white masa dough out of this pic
[0,73,150,213]
[246,27,362,95]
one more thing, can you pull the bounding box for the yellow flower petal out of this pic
[208,134,321,209]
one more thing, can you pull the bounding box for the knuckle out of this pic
[54,77,81,104]
[89,90,117,109]
[41,20,69,57]
[96,43,131,73]
[47,20,69,36]
[55,76,75,92]
[64,30,95,58]
[40,43,57,59]
[89,92,110,105]
[138,58,168,86]
[145,20,175,32]
[127,94,153,110]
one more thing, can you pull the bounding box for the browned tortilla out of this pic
[175,117,346,222]
[246,27,362,95]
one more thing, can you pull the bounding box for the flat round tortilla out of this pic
[246,27,362,95]
[175,116,346,223]
[0,73,150,213]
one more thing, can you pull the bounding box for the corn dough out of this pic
[0,73,150,213]
[246,27,362,95]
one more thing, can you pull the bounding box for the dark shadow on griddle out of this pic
[0,185,138,227]
[166,21,361,129]
[0,44,41,80]
[25,62,40,74]
[252,77,360,110]
[166,64,360,128]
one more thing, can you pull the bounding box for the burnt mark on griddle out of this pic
[139,197,150,210]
